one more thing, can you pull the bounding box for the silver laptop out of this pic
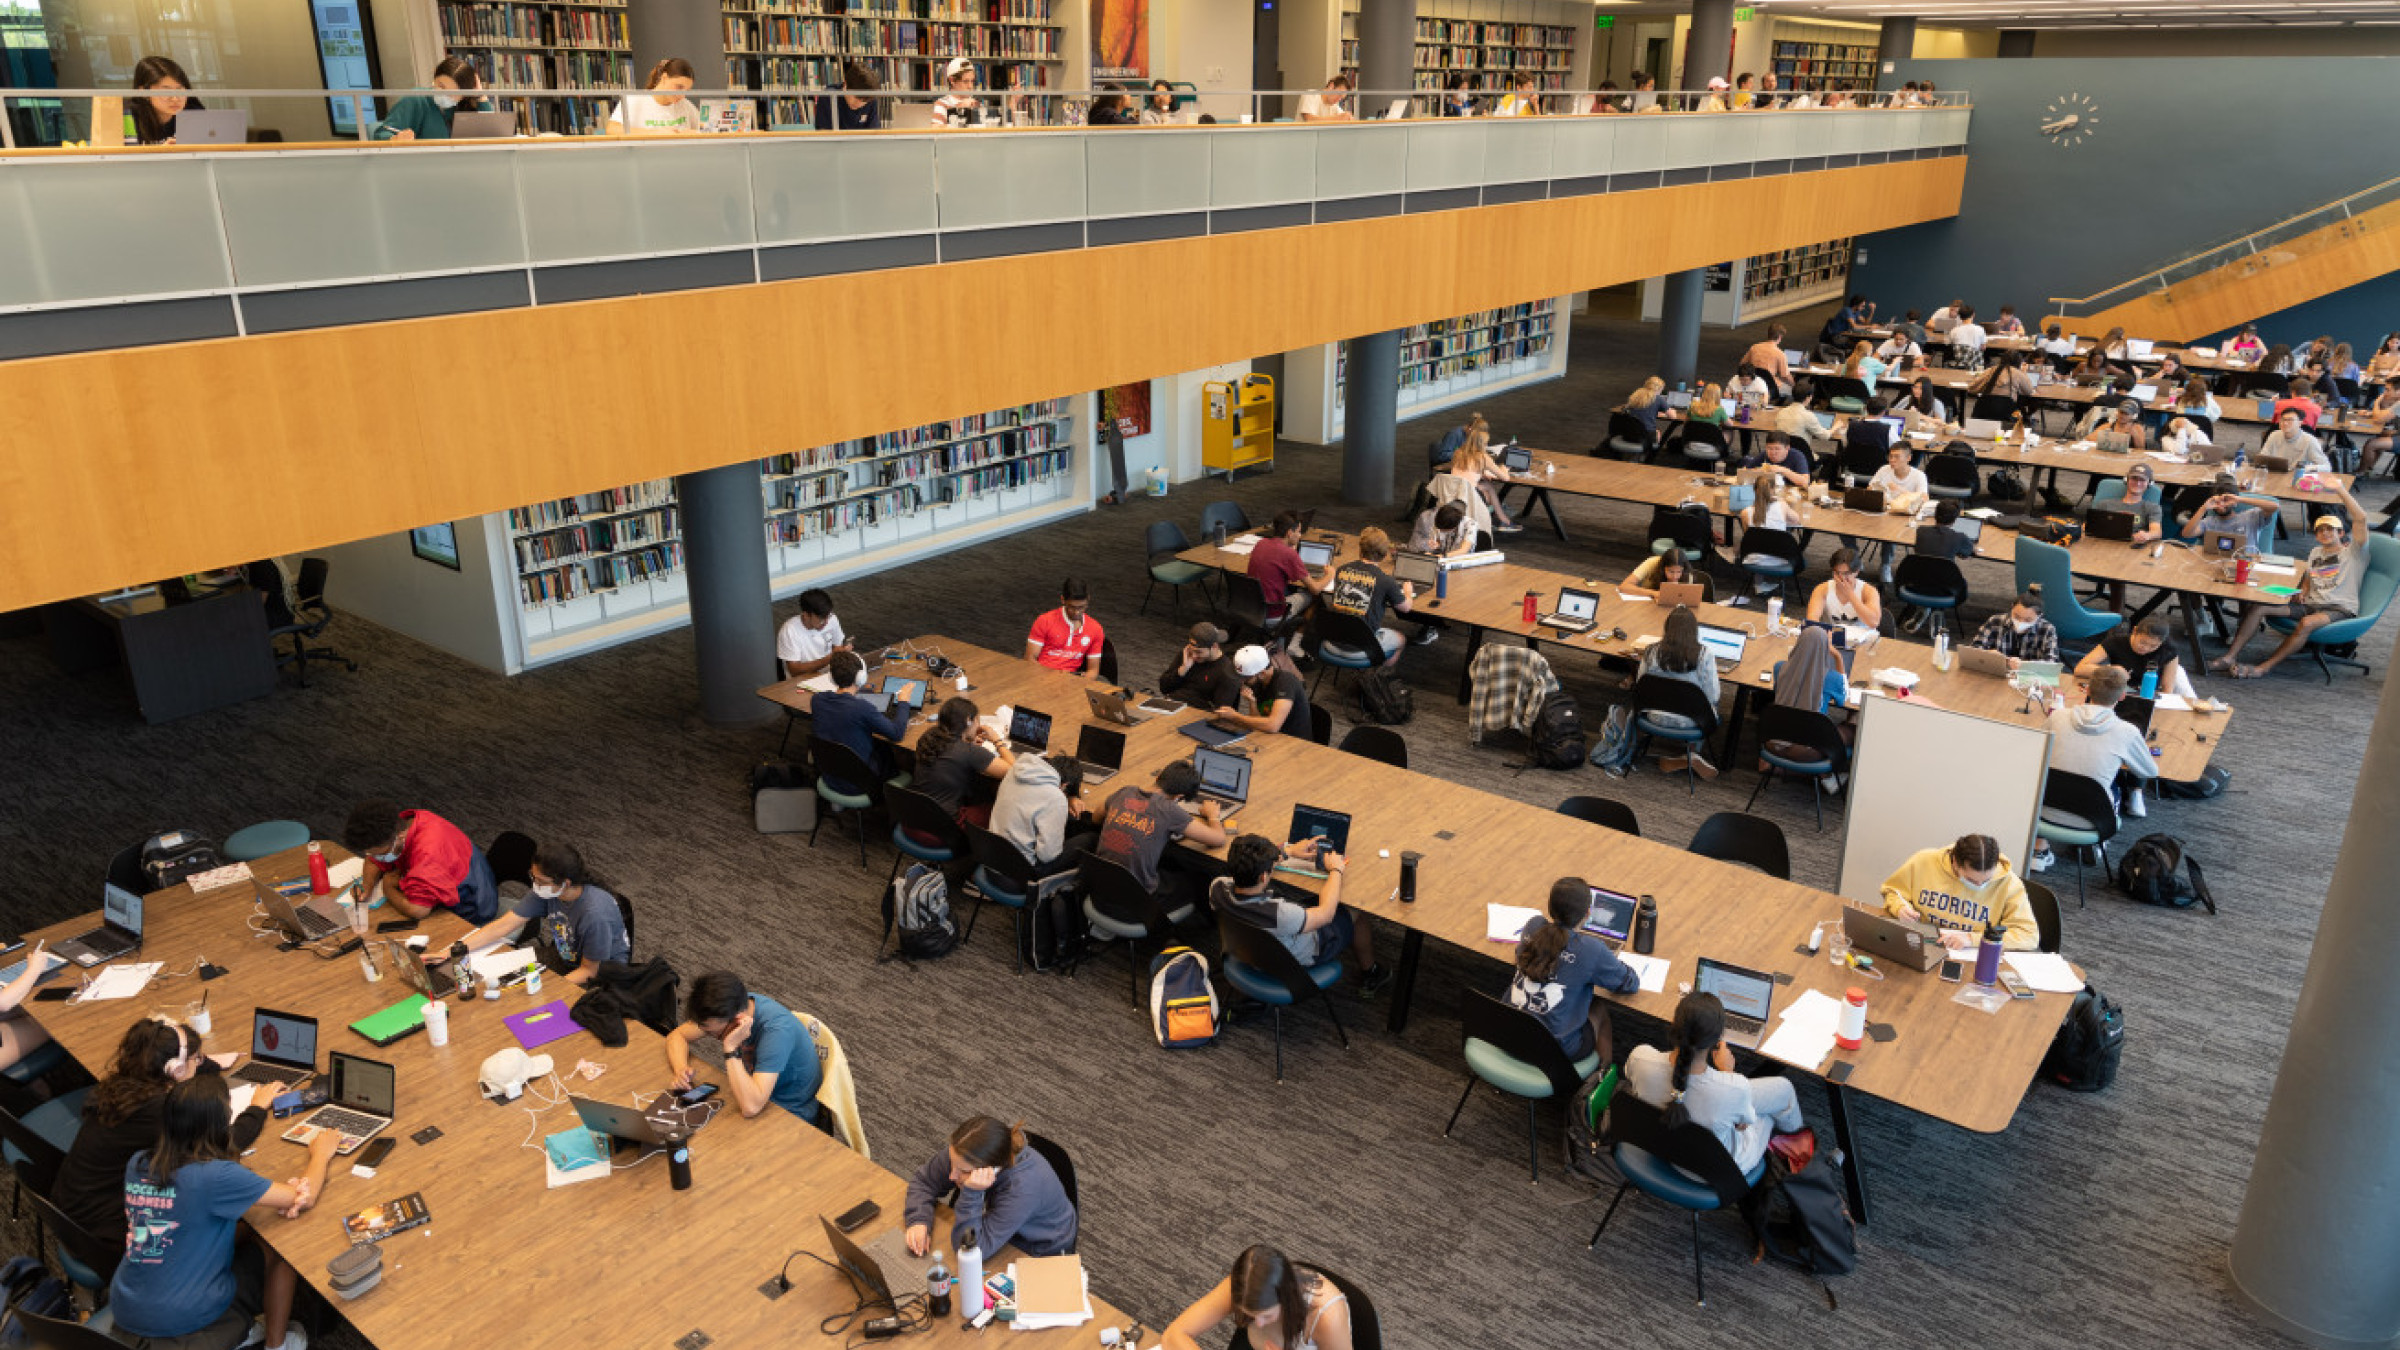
[449,110,517,139]
[54,883,143,966]
[174,110,249,145]
[1842,905,1945,972]
[1693,957,1777,1049]
[1962,417,2002,440]
[1695,622,1749,670]
[1956,645,2012,678]
[820,1213,937,1309]
[384,939,457,999]
[1084,687,1148,726]
[1391,550,1441,587]
[281,1051,395,1155]
[1297,538,1336,578]
[1007,705,1053,755]
[255,877,346,942]
[1538,587,1601,633]
[1192,745,1252,807]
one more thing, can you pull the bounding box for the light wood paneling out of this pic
[2053,193,2400,342]
[0,158,1964,610]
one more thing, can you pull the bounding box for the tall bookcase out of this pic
[1636,239,1853,329]
[721,0,1067,130]
[1768,37,1876,88]
[438,0,631,134]
[1337,2,1578,94]
[1283,299,1570,444]
[505,480,687,655]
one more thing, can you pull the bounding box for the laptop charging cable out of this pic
[768,1250,930,1343]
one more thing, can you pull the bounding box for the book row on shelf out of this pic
[1411,44,1573,73]
[1411,18,1574,48]
[763,430,1067,508]
[1396,338,1549,387]
[1743,240,1851,302]
[722,0,1058,20]
[507,481,674,533]
[730,54,1052,95]
[761,416,1067,476]
[1403,301,1553,344]
[768,402,1072,463]
[459,50,630,92]
[510,507,679,570]
[721,16,1061,58]
[520,540,685,606]
[762,448,1072,544]
[440,4,628,49]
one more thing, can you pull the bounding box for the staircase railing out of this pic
[2048,172,2400,321]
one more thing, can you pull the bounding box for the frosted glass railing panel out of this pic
[1549,117,1616,179]
[1934,108,1971,146]
[1403,123,1485,192]
[1084,130,1209,217]
[751,137,936,241]
[0,159,230,305]
[1655,115,1719,171]
[1827,112,1879,158]
[1208,130,1315,209]
[1483,121,1555,183]
[1610,117,1666,175]
[1313,124,1406,199]
[518,144,755,262]
[934,135,1085,229]
[212,151,526,286]
[1747,114,1798,164]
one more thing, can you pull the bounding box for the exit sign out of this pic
[1594,14,1614,27]
[1734,6,1758,18]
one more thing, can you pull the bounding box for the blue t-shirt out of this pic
[812,690,913,784]
[1506,925,1639,1052]
[511,884,630,969]
[739,994,823,1123]
[110,1154,271,1338]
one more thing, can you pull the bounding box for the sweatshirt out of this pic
[990,755,1075,867]
[1879,846,2039,950]
[2043,704,2158,810]
[901,1146,1078,1263]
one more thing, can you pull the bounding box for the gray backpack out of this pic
[882,863,958,962]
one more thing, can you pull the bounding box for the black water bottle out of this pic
[1633,894,1658,955]
[1399,851,1421,904]
[669,1143,692,1191]
[1211,520,1228,546]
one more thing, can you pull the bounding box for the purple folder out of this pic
[504,1000,582,1051]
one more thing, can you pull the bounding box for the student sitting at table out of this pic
[2225,325,2267,362]
[2084,399,2150,450]
[107,1076,334,1350]
[1740,326,1794,399]
[1880,833,2039,949]
[1968,350,2038,405]
[0,940,54,1077]
[1248,512,1325,632]
[1429,412,1488,468]
[1621,378,1667,439]
[776,587,849,678]
[1991,304,2026,337]
[1726,364,1772,410]
[902,1116,1079,1261]
[1404,502,1471,561]
[2097,326,2132,362]
[1840,341,1886,387]
[2077,612,2185,699]
[1626,607,1720,779]
[126,55,201,145]
[913,697,1014,824]
[2367,332,2400,385]
[56,1017,273,1253]
[1773,400,1837,453]
[432,841,629,986]
[2219,490,2371,679]
[1876,330,1923,365]
[2163,376,2221,422]
[1160,622,1243,711]
[1164,1245,1357,1350]
[344,801,499,923]
[1926,300,1963,336]
[1095,760,1231,906]
[1768,627,1850,790]
[374,56,486,140]
[2035,323,2078,366]
[609,58,709,135]
[931,56,987,125]
[1449,433,1522,534]
[2262,410,2331,475]
[1947,306,1987,364]
[1889,377,1950,426]
[1507,878,1639,1061]
[992,753,1095,881]
[1297,74,1355,122]
[2158,415,2212,460]
[2362,384,2400,476]
[1686,382,1731,427]
[813,61,885,130]
[2274,378,2326,430]
[1969,590,2060,669]
[1740,470,1800,534]
[1807,547,1883,630]
[812,650,915,780]
[2180,479,2280,554]
[1868,443,1929,507]
[1025,578,1105,675]
[2039,664,2162,837]
[1625,992,1807,1177]
[667,970,828,1129]
[1622,549,1706,600]
[1743,431,1813,489]
[1212,834,1389,994]
[1220,645,1314,739]
[1321,528,1422,662]
[2259,342,2296,378]
[2066,349,2118,386]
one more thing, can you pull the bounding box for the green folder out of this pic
[350,994,429,1046]
[2259,585,2301,598]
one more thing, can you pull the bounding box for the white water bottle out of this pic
[424,996,449,1047]
[1933,628,1950,670]
[526,964,542,998]
[958,1231,985,1318]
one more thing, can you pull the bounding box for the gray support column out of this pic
[1876,17,1917,71]
[1657,270,1707,389]
[2230,672,2400,1348]
[630,0,723,85]
[677,465,778,728]
[1338,0,1414,506]
[1685,0,1735,94]
[1996,29,2036,58]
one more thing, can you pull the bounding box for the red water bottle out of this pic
[1522,591,1539,624]
[1835,987,1868,1051]
[306,842,332,896]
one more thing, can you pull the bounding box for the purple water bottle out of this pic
[1974,919,2004,987]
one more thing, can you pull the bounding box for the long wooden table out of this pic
[1801,360,2388,435]
[26,848,1128,1349]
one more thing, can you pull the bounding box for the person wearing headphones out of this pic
[55,1017,276,1253]
[902,1117,1078,1261]
[809,649,916,781]
[375,55,487,140]
[426,840,629,985]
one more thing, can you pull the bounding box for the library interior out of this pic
[7,1,2400,1349]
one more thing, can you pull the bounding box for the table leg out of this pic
[1455,623,1485,705]
[2175,589,2211,681]
[1526,486,1567,541]
[1721,683,1753,768]
[1827,1081,1870,1224]
[1386,928,1425,1034]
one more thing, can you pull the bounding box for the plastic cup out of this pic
[186,1005,212,1036]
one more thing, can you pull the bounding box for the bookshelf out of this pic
[439,0,631,135]
[1636,239,1853,328]
[720,0,1067,130]
[1337,2,1578,94]
[1282,299,1569,444]
[505,479,687,653]
[1768,38,1876,89]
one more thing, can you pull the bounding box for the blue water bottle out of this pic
[2140,667,2158,699]
[1435,565,1448,601]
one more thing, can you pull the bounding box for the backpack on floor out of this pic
[1351,666,1415,726]
[0,1256,73,1347]
[1018,878,1086,975]
[750,760,817,835]
[1589,704,1639,773]
[1985,468,2025,502]
[1527,692,1587,770]
[1148,947,1221,1048]
[2157,765,2230,800]
[2116,834,2216,913]
[882,863,958,962]
[2041,983,2126,1092]
[1562,1063,1621,1182]
[1752,1153,1859,1287]
[140,830,221,890]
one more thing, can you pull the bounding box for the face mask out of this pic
[372,849,400,865]
[533,882,564,900]
[2012,618,2035,633]
[434,94,460,109]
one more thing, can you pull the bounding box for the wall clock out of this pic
[2041,92,2097,148]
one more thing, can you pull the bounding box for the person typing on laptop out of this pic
[427,841,628,986]
[344,801,499,923]
[1210,835,1390,996]
[813,651,916,781]
[666,971,828,1131]
[1095,762,1231,909]
[775,587,850,678]
[2038,666,2162,847]
[1506,880,1639,1061]
[1968,590,2061,671]
[1026,578,1105,676]
[901,1116,1078,1261]
[1248,512,1327,634]
[1161,623,1244,711]
[56,1017,276,1254]
[1624,992,1807,1177]
[914,698,1014,827]
[991,754,1096,881]
[1217,645,1315,739]
[2075,615,2183,705]
[1321,528,1423,664]
[1880,834,2039,951]
[372,55,486,141]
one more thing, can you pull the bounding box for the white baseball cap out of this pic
[1707,77,1730,91]
[1233,645,1272,678]
[478,1047,555,1100]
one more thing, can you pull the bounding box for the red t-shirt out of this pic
[389,809,474,913]
[1248,538,1310,619]
[1027,608,1104,672]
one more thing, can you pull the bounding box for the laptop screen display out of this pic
[1695,959,1774,1021]
[330,1053,394,1114]
[1582,887,1638,942]
[1297,540,1335,568]
[1193,748,1250,799]
[857,689,894,713]
[1075,724,1125,770]
[1953,515,1986,544]
[1287,804,1352,855]
[1556,589,1599,621]
[1392,552,1440,587]
[2116,694,2155,735]
[1010,706,1051,749]
[1502,444,1532,472]
[1696,623,1749,665]
[253,1011,317,1066]
[102,882,142,934]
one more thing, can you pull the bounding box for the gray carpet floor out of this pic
[3,291,2388,1349]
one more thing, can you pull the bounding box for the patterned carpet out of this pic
[1,292,2384,1348]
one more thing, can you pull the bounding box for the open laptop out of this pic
[2085,507,2136,541]
[820,1213,937,1311]
[1962,417,2003,441]
[1501,443,1533,473]
[1191,746,1252,807]
[2130,382,2158,401]
[1695,622,1749,670]
[281,1051,395,1155]
[1391,550,1441,588]
[1842,905,1944,972]
[1297,538,1337,579]
[1956,645,2014,678]
[174,110,249,145]
[1006,705,1052,755]
[1579,886,1640,949]
[1275,804,1353,879]
[1655,581,1705,609]
[1084,686,1150,726]
[384,939,456,1000]
[1952,515,1987,547]
[2095,432,2133,456]
[55,883,143,967]
[854,688,896,714]
[231,1009,319,1086]
[449,110,517,139]
[2256,454,2291,475]
[1693,956,1778,1049]
[2187,443,2233,466]
[1842,487,1885,514]
[2201,529,2247,560]
[2116,693,2157,737]
[255,876,346,942]
[879,674,930,708]
[1072,724,1126,785]
[1537,587,1601,633]
[572,1093,707,1151]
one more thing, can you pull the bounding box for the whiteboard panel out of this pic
[1836,693,2052,909]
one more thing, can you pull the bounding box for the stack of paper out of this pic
[1215,536,1260,555]
[1009,1256,1091,1330]
[1758,988,1844,1071]
[1617,952,1670,993]
[797,672,837,693]
[2002,952,2085,994]
[328,857,365,891]
[1484,905,1543,943]
[78,961,163,1002]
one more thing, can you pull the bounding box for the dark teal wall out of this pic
[1849,58,2400,350]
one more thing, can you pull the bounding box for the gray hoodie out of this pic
[991,754,1072,866]
[2044,703,2157,809]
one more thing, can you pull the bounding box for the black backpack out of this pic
[1350,666,1414,726]
[1018,882,1087,975]
[2041,983,2126,1092]
[140,831,221,890]
[0,1256,73,1347]
[882,863,959,962]
[2157,765,2230,800]
[1752,1154,1859,1287]
[1986,467,2025,502]
[1526,692,1586,770]
[2115,834,2216,913]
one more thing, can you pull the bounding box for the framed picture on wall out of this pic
[1101,381,1153,438]
[411,523,462,571]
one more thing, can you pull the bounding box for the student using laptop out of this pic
[107,1076,335,1350]
[1741,324,1794,400]
[1968,590,2061,670]
[1321,528,1422,664]
[1025,578,1105,675]
[344,801,499,923]
[1621,550,1705,601]
[372,55,486,141]
[776,587,850,678]
[1631,608,1720,780]
[667,971,828,1131]
[1165,1245,1357,1350]
[1913,498,1975,562]
[57,1017,279,1253]
[1768,627,1851,792]
[991,754,1095,881]
[608,57,709,135]
[1507,879,1639,1061]
[1624,992,1807,1177]
[2075,614,2183,707]
[427,841,628,986]
[1247,512,1326,633]
[1881,834,2039,950]
[2039,665,2162,844]
[813,650,916,780]
[900,1116,1078,1261]
[1211,835,1390,995]
[1219,644,1314,740]
[1095,761,1231,907]
[1161,623,1243,711]
[913,698,1014,825]
[125,55,201,145]
[1806,547,1883,630]
[2259,407,2332,474]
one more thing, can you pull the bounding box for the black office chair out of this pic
[270,558,357,686]
[1968,393,2020,425]
[1443,990,1592,1183]
[1199,501,1251,540]
[1894,555,1969,640]
[1078,853,1193,1006]
[1097,636,1120,685]
[1302,608,1391,700]
[2036,768,2120,908]
[1227,1266,1382,1350]
[1555,796,1638,836]
[17,1160,120,1307]
[1645,506,1716,565]
[1019,1130,1080,1250]
[1736,525,1807,599]
[1687,811,1791,880]
[1674,420,1731,469]
[485,830,537,890]
[1600,409,1655,461]
[105,844,149,896]
[1335,725,1407,769]
[1744,706,1847,833]
[1305,703,1334,746]
[1837,434,1890,482]
[2025,878,2063,955]
[1216,914,1349,1082]
[1925,452,1980,502]
[1588,1093,1758,1308]
[807,736,894,868]
[1221,572,1281,639]
[961,822,1040,973]
[1630,677,1721,795]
